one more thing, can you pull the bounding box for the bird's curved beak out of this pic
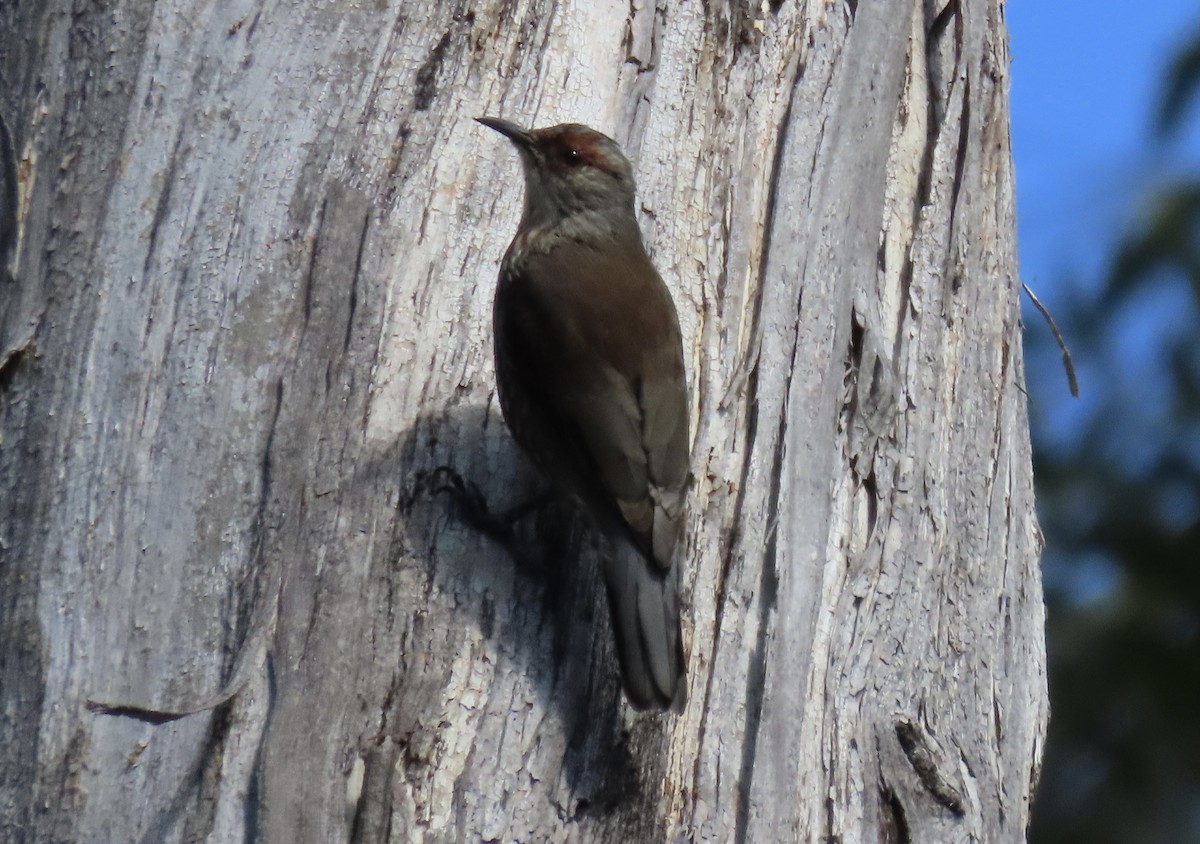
[475,116,534,151]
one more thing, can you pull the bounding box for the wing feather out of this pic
[493,236,688,567]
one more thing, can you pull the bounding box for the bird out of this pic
[476,117,690,710]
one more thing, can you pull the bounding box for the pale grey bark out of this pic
[0,1,1046,842]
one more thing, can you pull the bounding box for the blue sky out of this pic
[1009,8,1200,832]
[1010,0,1200,298]
[1009,0,1200,465]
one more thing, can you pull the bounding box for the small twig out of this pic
[1022,282,1079,398]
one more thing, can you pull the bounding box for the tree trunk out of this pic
[0,1,1047,842]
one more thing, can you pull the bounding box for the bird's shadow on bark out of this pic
[359,404,657,817]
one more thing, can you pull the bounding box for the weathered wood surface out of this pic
[0,0,1046,841]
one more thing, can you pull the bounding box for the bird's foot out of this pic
[426,466,559,575]
[429,466,512,539]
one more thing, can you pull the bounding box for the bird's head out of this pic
[476,117,637,232]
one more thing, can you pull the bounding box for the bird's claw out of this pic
[428,466,515,541]
[422,467,566,578]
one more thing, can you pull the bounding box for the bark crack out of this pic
[0,109,16,280]
[301,197,327,333]
[948,70,971,236]
[720,36,798,410]
[0,336,29,392]
[344,208,371,353]
[895,719,965,816]
[733,325,792,844]
[880,785,911,844]
[141,122,186,288]
[413,32,452,112]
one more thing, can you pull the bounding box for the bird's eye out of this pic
[563,147,584,166]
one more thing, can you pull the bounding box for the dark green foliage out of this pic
[1158,36,1200,135]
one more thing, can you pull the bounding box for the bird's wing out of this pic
[495,236,689,566]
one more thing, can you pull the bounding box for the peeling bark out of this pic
[0,0,1046,841]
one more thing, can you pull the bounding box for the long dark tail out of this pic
[601,535,686,711]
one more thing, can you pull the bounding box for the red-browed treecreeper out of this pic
[477,117,689,711]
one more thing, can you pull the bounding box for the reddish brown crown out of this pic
[526,124,623,176]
